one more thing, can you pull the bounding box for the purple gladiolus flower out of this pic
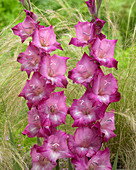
[19,72,55,109]
[68,127,102,157]
[69,18,106,48]
[40,54,69,88]
[32,25,63,53]
[22,107,43,138]
[22,107,57,139]
[88,70,121,105]
[69,21,95,48]
[94,110,116,142]
[88,147,112,170]
[71,156,88,170]
[91,37,118,69]
[37,130,73,163]
[12,14,37,43]
[31,145,57,170]
[72,148,112,170]
[17,42,41,78]
[68,52,99,87]
[38,91,68,127]
[85,0,96,15]
[69,91,107,127]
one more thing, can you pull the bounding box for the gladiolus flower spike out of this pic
[12,0,121,169]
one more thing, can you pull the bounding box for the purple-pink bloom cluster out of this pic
[12,0,121,169]
[67,0,121,169]
[12,9,72,169]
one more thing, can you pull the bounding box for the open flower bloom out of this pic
[12,14,37,43]
[71,156,88,170]
[85,0,96,15]
[17,42,41,78]
[22,107,46,138]
[37,130,73,163]
[22,107,57,139]
[69,91,107,127]
[72,148,112,170]
[88,148,112,170]
[38,91,68,127]
[68,52,99,87]
[32,25,63,53]
[68,127,102,157]
[94,110,116,142]
[88,70,121,105]
[19,72,55,109]
[31,145,57,170]
[69,22,95,48]
[91,37,118,69]
[40,54,69,88]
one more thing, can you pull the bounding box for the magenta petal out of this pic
[69,37,87,48]
[24,10,38,21]
[40,54,69,88]
[70,91,107,127]
[91,37,118,69]
[22,107,51,138]
[102,129,117,142]
[71,156,88,170]
[88,70,119,104]
[22,124,40,138]
[93,17,106,35]
[109,91,121,103]
[38,91,68,127]
[19,72,55,109]
[39,130,73,162]
[17,42,40,77]
[68,127,102,157]
[100,111,116,130]
[12,15,36,43]
[31,145,57,170]
[32,25,63,52]
[69,22,94,48]
[88,147,112,170]
[68,52,99,87]
[95,110,117,142]
[98,33,106,40]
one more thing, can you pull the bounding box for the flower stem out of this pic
[56,159,59,170]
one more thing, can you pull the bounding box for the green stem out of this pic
[37,137,41,145]
[56,159,59,170]
[68,158,73,170]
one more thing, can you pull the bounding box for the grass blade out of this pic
[37,137,41,146]
[2,98,23,169]
[56,159,59,170]
[2,98,15,147]
[68,158,73,170]
[112,149,119,170]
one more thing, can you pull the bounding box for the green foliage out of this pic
[112,149,119,170]
[0,0,22,30]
